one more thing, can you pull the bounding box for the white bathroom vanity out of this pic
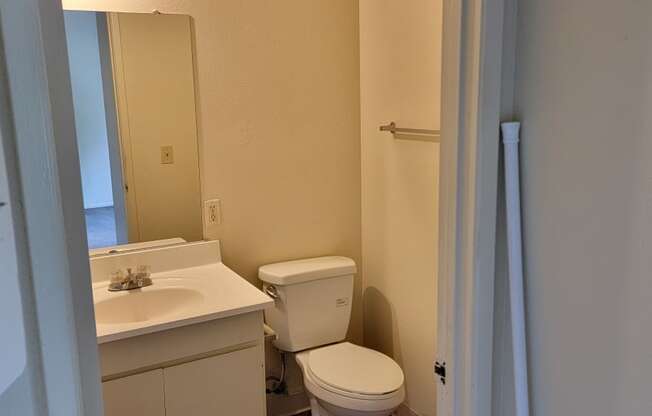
[90,241,272,416]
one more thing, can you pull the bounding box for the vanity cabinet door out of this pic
[163,346,266,416]
[102,369,165,416]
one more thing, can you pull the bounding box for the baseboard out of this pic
[268,395,418,416]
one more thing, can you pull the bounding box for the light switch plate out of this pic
[204,199,222,226]
[160,145,174,164]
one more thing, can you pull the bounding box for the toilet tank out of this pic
[259,257,356,352]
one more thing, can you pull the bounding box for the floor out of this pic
[85,206,117,249]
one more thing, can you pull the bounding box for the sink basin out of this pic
[90,245,274,344]
[94,287,205,325]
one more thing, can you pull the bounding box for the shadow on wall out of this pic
[363,286,414,408]
[362,286,405,373]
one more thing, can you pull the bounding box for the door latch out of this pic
[434,361,446,385]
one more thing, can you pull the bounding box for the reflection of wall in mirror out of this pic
[109,13,202,243]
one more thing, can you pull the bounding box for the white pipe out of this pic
[501,122,530,416]
[263,323,277,340]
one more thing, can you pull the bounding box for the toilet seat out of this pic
[308,342,404,397]
[296,343,406,413]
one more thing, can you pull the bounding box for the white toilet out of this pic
[259,257,405,416]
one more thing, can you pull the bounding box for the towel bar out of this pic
[379,122,440,142]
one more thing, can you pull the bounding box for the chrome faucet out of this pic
[108,265,153,292]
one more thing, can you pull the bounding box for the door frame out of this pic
[0,0,103,414]
[104,11,143,243]
[96,11,129,245]
[1,0,508,414]
[437,0,506,415]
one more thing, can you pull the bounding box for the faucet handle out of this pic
[136,265,151,277]
[110,270,126,284]
[108,270,129,291]
[107,266,153,291]
[135,265,152,287]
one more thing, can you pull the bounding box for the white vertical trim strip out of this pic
[0,1,103,414]
[438,0,505,415]
[0,44,48,415]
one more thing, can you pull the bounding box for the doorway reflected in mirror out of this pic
[63,10,203,250]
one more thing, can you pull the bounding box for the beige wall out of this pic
[359,1,441,415]
[494,1,652,415]
[63,0,362,341]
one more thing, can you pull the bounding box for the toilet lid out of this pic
[307,343,404,396]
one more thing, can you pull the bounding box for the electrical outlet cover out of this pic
[204,199,222,226]
[160,145,174,164]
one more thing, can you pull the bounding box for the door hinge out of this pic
[434,361,446,385]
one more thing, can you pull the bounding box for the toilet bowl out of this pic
[295,342,405,416]
[258,257,406,416]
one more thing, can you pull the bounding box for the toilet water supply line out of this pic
[266,351,287,395]
[501,122,530,416]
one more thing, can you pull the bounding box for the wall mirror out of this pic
[63,11,203,254]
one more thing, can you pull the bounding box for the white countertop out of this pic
[92,262,273,344]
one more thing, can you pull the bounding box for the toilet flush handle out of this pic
[264,285,279,299]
